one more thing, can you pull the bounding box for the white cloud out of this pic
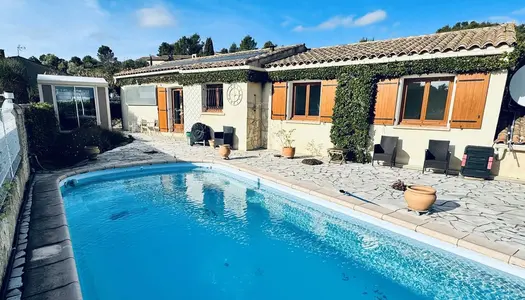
[136,5,175,28]
[84,0,107,16]
[488,16,516,23]
[354,10,387,26]
[294,9,387,32]
[512,7,525,15]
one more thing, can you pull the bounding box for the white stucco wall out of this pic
[370,70,508,170]
[121,85,158,131]
[265,83,334,155]
[183,82,250,150]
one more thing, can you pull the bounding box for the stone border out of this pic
[22,158,525,299]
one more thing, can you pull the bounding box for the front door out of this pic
[172,89,184,133]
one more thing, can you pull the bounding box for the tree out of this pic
[173,34,203,55]
[229,43,239,53]
[436,21,498,33]
[0,59,29,103]
[57,59,68,73]
[158,42,174,56]
[203,38,215,56]
[122,59,148,70]
[219,48,228,54]
[263,41,275,48]
[82,55,98,68]
[28,56,41,64]
[359,37,374,43]
[135,59,149,68]
[239,35,257,51]
[39,54,60,69]
[70,56,82,65]
[97,45,116,64]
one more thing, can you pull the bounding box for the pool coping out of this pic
[22,158,525,299]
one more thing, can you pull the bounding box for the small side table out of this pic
[327,148,350,164]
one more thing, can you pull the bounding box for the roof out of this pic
[37,74,108,87]
[116,44,306,77]
[139,55,192,61]
[8,56,59,87]
[266,23,517,68]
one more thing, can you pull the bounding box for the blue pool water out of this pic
[61,165,525,300]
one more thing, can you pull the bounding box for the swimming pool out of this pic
[60,163,525,300]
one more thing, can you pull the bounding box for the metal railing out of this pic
[0,93,21,207]
[203,85,223,112]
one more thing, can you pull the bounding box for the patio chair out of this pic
[140,119,149,134]
[372,136,399,167]
[152,120,160,134]
[423,140,451,175]
[214,126,235,148]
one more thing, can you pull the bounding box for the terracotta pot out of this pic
[84,145,100,160]
[209,139,215,148]
[404,185,437,212]
[219,145,231,159]
[282,147,296,159]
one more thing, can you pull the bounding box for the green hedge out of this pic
[24,102,59,158]
[116,70,268,86]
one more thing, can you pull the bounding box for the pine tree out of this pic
[229,43,239,53]
[203,38,215,56]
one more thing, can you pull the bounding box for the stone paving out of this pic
[111,133,525,255]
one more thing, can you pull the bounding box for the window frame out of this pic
[291,82,321,121]
[52,85,100,132]
[203,84,223,112]
[399,76,454,126]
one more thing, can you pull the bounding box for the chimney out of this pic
[269,45,275,52]
[191,54,197,59]
[0,49,5,59]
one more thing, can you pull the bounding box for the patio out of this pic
[73,132,525,264]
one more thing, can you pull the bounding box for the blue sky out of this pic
[0,0,524,60]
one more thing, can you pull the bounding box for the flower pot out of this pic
[219,145,231,160]
[209,139,215,148]
[404,185,437,212]
[84,145,100,161]
[282,147,296,159]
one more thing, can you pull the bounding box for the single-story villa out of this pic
[37,74,112,131]
[115,23,524,180]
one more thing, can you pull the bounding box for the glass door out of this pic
[55,86,97,131]
[172,89,184,133]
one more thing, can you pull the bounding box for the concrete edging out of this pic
[22,158,524,299]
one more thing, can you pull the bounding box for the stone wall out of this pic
[0,106,30,286]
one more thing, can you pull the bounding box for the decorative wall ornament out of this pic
[227,84,243,106]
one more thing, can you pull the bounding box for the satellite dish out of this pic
[509,65,525,107]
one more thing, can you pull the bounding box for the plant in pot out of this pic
[275,128,296,159]
[84,145,100,160]
[392,180,437,213]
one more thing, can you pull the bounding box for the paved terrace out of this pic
[117,133,525,262]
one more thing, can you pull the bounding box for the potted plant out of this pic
[275,129,296,159]
[392,180,437,212]
[84,145,100,160]
[219,145,231,159]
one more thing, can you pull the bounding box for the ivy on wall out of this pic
[116,69,268,86]
[117,53,514,163]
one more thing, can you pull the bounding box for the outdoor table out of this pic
[327,148,350,164]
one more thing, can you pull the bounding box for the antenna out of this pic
[17,45,26,56]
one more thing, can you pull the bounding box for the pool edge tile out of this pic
[510,250,525,268]
[382,212,428,231]
[354,203,393,220]
[458,234,518,263]
[415,222,468,246]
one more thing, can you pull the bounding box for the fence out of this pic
[0,94,22,206]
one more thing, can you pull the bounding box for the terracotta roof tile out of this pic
[266,23,516,68]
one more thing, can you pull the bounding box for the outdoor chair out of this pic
[372,136,399,167]
[152,120,160,134]
[423,140,451,175]
[214,126,235,148]
[140,119,149,134]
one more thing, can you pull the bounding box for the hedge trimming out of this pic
[116,69,268,86]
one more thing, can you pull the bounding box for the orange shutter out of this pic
[157,87,168,132]
[450,73,490,129]
[373,78,399,125]
[320,80,337,122]
[271,82,287,120]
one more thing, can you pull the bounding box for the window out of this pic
[400,77,453,126]
[55,86,97,131]
[204,84,223,112]
[292,83,321,120]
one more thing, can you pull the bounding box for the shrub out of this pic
[24,102,59,158]
[0,59,29,102]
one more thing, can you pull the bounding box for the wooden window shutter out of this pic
[373,78,399,125]
[157,87,169,132]
[271,82,287,120]
[450,73,490,129]
[320,80,337,122]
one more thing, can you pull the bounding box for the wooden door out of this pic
[172,89,184,133]
[157,87,169,132]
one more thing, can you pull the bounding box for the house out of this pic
[115,24,523,179]
[140,55,192,66]
[37,74,112,131]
